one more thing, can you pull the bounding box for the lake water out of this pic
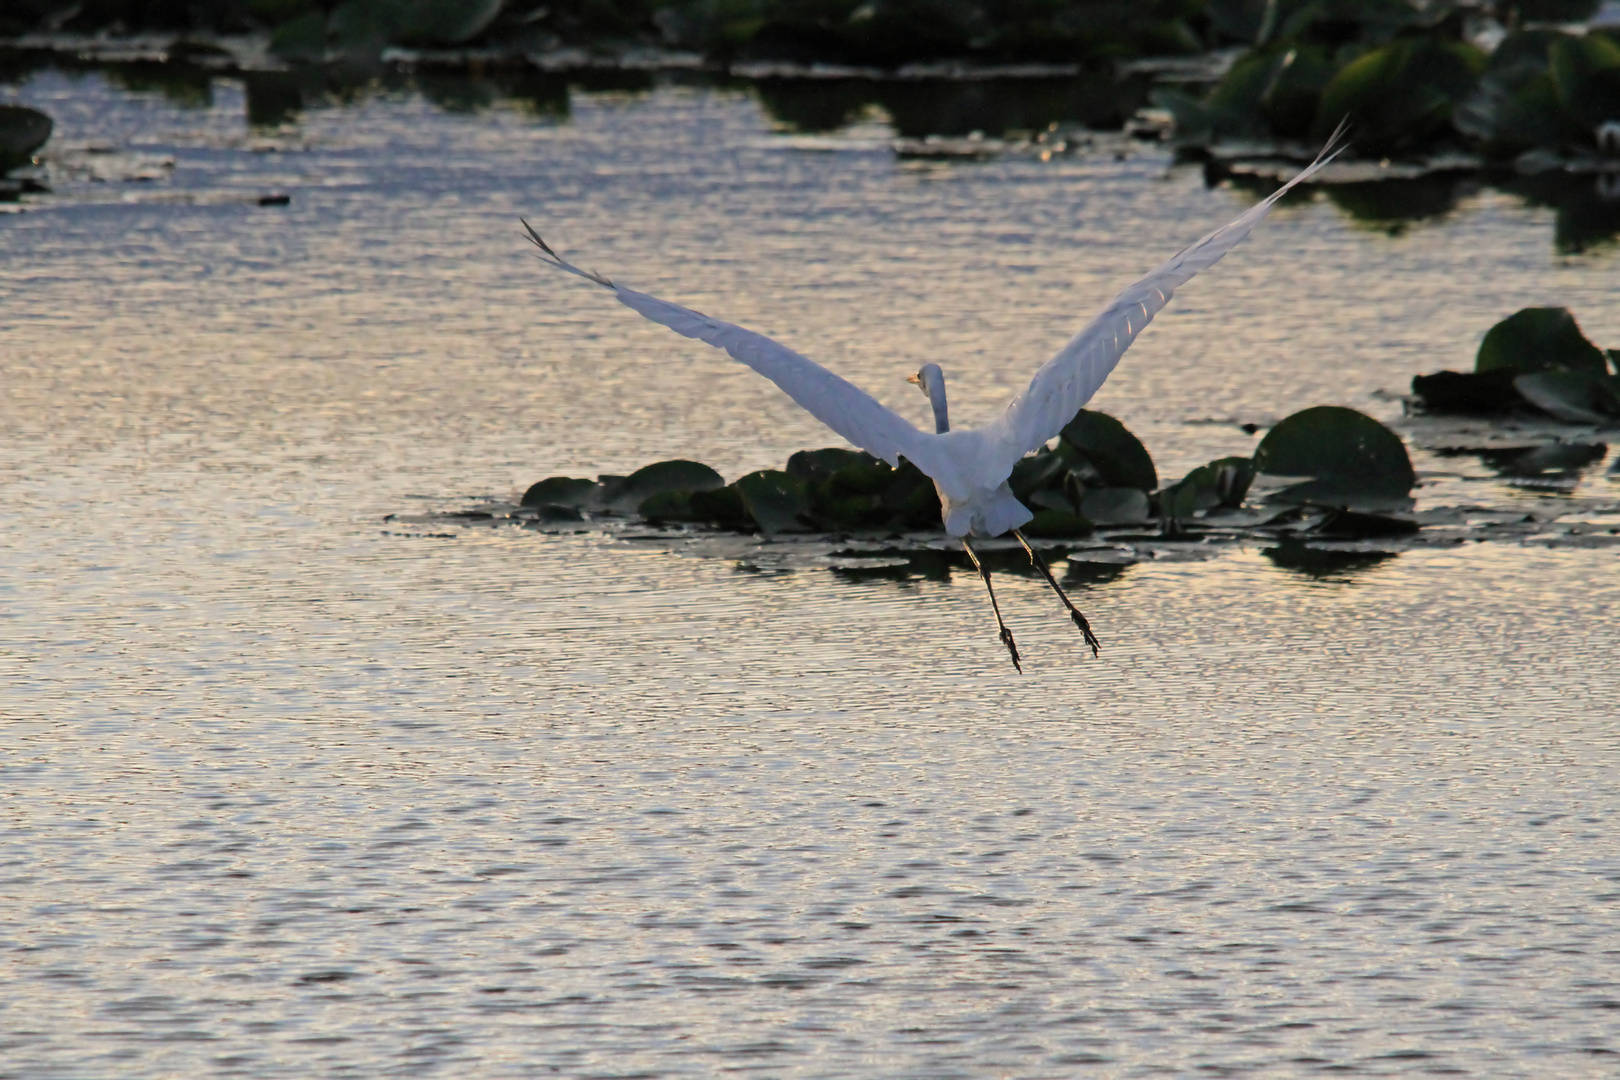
[3,66,1619,1078]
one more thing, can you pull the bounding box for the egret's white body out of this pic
[525,129,1344,668]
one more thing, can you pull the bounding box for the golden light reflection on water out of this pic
[1,69,1618,1078]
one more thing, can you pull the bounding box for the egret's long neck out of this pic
[927,377,950,434]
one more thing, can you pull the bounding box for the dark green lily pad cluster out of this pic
[524,403,1416,539]
[1160,1,1620,160]
[0,103,50,173]
[1413,307,1620,423]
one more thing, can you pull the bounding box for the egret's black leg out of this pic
[1012,529,1101,658]
[962,538,1021,673]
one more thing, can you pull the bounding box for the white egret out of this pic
[524,129,1344,672]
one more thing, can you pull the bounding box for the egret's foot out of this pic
[1070,608,1101,658]
[963,538,1023,675]
[1013,528,1102,659]
[999,624,1022,673]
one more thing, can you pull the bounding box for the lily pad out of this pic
[1491,440,1608,476]
[521,476,596,508]
[1022,510,1094,539]
[1411,369,1526,413]
[610,459,725,511]
[1550,32,1620,134]
[0,105,52,173]
[1158,456,1255,522]
[735,470,811,535]
[1253,405,1415,509]
[1513,371,1620,423]
[637,489,700,522]
[1312,37,1485,155]
[1059,410,1157,492]
[398,0,504,45]
[785,447,878,482]
[1476,307,1608,376]
[1312,509,1419,538]
[1079,487,1153,526]
[881,459,943,529]
[1008,447,1070,501]
[690,485,752,528]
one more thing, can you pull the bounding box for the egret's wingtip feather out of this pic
[519,218,559,260]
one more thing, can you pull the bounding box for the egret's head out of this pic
[907,362,945,397]
[906,363,950,434]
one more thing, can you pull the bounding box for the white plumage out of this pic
[524,127,1344,669]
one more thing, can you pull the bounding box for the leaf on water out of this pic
[1009,447,1070,501]
[1311,37,1485,155]
[1513,371,1620,423]
[690,485,752,528]
[521,476,596,508]
[1411,369,1525,413]
[1059,410,1158,492]
[1476,306,1608,376]
[1253,406,1415,510]
[1021,510,1094,539]
[735,470,812,535]
[1549,31,1620,133]
[637,489,698,522]
[1492,440,1608,476]
[785,448,879,483]
[880,458,942,529]
[399,0,504,45]
[1079,487,1153,526]
[1311,509,1420,538]
[1159,456,1255,521]
[0,105,52,172]
[611,459,725,510]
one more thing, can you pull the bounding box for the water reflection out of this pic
[754,72,1149,137]
[1498,169,1620,255]
[1263,542,1399,581]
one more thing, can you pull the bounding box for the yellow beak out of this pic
[906,373,921,384]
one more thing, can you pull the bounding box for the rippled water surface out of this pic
[3,69,1620,1078]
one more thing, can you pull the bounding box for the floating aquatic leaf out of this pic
[1159,455,1256,522]
[398,0,504,46]
[1253,405,1415,509]
[735,470,811,535]
[1411,369,1526,413]
[528,503,584,525]
[1476,307,1608,376]
[1022,510,1094,539]
[1008,447,1069,502]
[1027,488,1077,514]
[0,105,51,172]
[690,485,752,528]
[1312,37,1484,155]
[1513,371,1620,423]
[785,447,878,482]
[1059,410,1157,492]
[1492,440,1608,475]
[269,11,327,61]
[637,489,699,522]
[1312,508,1419,538]
[881,459,943,529]
[1550,32,1620,134]
[610,459,725,511]
[521,476,596,508]
[1079,487,1153,526]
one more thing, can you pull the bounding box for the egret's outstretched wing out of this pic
[522,222,944,475]
[975,126,1347,485]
